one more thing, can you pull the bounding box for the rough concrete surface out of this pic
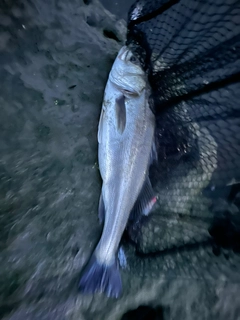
[0,0,240,319]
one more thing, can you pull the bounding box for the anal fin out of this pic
[98,191,105,224]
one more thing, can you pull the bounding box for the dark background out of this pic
[100,0,135,19]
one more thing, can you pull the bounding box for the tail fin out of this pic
[78,254,122,298]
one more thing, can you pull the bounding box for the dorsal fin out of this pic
[98,108,105,144]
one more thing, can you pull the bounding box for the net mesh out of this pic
[124,0,240,277]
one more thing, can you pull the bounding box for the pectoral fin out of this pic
[115,95,126,134]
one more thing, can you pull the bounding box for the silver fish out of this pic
[79,46,156,298]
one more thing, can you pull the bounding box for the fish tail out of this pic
[78,254,122,298]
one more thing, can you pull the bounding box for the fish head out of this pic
[109,46,147,96]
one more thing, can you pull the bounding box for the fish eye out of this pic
[130,55,137,63]
[129,54,142,67]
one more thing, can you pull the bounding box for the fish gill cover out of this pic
[124,0,240,277]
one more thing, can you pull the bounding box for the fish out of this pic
[79,46,156,298]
